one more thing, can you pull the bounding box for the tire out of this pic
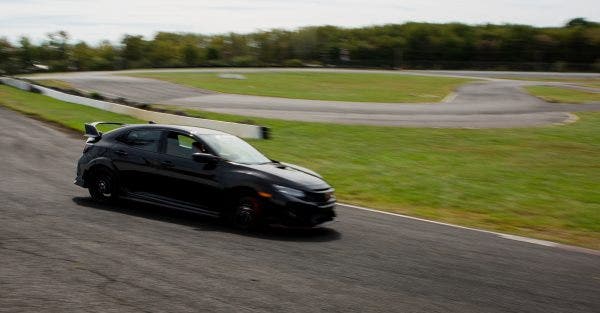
[88,168,119,203]
[231,195,263,230]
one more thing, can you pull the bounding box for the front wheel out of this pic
[88,169,119,203]
[231,196,263,230]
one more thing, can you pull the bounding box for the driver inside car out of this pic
[192,141,208,154]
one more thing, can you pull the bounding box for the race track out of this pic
[1,107,598,313]
[25,69,600,128]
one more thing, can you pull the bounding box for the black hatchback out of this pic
[75,122,336,229]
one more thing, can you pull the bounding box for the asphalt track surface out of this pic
[1,107,599,313]
[26,69,600,128]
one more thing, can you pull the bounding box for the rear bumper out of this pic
[74,176,86,187]
[74,158,90,188]
[74,162,86,187]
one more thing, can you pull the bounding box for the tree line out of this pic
[1,18,598,74]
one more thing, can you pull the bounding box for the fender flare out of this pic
[82,157,120,183]
[86,157,118,172]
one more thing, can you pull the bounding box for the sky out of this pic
[1,0,599,44]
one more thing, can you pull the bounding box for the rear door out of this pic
[111,128,164,195]
[154,131,221,211]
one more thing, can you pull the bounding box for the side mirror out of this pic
[192,152,220,163]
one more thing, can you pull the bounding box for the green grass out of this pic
[1,84,599,249]
[124,72,472,103]
[525,86,600,104]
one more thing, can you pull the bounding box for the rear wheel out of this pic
[88,169,119,203]
[231,195,263,230]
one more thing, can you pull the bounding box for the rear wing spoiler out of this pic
[84,122,125,138]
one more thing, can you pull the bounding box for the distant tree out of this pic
[182,43,201,67]
[17,37,35,70]
[148,40,180,67]
[2,20,599,73]
[566,18,598,28]
[44,31,71,71]
[121,35,148,68]
[71,42,94,70]
[92,41,119,70]
[0,37,19,74]
[206,47,219,61]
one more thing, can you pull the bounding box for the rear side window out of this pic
[121,129,162,152]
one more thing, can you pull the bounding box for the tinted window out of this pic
[122,129,162,152]
[200,134,270,164]
[165,132,206,158]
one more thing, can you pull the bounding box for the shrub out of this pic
[231,56,259,67]
[282,59,304,67]
[90,92,105,100]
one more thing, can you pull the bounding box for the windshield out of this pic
[199,134,270,164]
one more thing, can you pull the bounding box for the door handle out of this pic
[160,160,174,168]
[115,150,128,156]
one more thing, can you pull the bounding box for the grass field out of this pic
[125,71,472,103]
[525,86,600,104]
[1,84,598,248]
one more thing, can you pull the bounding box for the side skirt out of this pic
[121,192,221,218]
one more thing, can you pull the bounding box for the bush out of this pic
[231,55,259,67]
[593,59,600,72]
[89,92,105,100]
[282,59,304,67]
[207,60,231,67]
[552,61,568,72]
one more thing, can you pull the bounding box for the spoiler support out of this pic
[84,122,125,138]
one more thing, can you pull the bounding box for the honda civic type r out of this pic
[75,122,336,228]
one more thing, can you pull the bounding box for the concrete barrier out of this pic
[0,77,268,139]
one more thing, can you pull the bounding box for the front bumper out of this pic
[265,196,337,227]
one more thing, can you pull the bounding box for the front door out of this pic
[154,131,221,211]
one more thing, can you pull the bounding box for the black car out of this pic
[75,122,336,228]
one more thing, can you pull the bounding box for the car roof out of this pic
[120,124,231,136]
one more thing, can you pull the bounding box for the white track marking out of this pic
[498,234,558,247]
[442,92,457,103]
[561,113,579,125]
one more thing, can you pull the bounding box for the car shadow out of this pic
[72,197,341,243]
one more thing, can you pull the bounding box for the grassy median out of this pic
[1,84,598,248]
[124,71,472,103]
[525,86,600,104]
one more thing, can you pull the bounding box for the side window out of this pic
[121,129,162,152]
[165,132,206,158]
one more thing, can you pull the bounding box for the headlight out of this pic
[274,185,305,198]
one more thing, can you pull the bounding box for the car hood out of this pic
[241,162,330,190]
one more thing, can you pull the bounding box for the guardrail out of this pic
[0,77,268,139]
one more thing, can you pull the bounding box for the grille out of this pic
[303,188,335,203]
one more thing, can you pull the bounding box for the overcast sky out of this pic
[1,0,598,44]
